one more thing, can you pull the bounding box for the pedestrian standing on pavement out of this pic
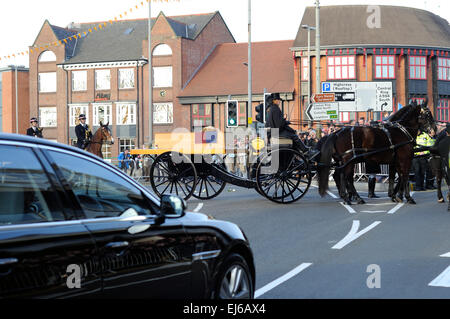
[118,149,131,174]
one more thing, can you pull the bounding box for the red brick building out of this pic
[292,5,450,128]
[0,66,29,134]
[29,12,235,159]
[178,40,296,131]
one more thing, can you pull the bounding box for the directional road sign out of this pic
[306,102,339,121]
[311,93,336,103]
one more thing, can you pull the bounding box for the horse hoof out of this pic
[438,198,445,203]
[395,197,403,203]
[357,199,366,205]
[407,198,416,205]
[345,201,352,206]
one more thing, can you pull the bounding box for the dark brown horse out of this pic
[85,122,115,159]
[318,99,435,205]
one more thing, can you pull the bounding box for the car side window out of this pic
[48,150,157,219]
[0,145,65,226]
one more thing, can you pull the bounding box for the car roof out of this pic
[0,133,103,162]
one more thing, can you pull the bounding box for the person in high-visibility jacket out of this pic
[413,130,435,191]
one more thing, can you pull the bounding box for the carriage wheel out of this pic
[193,170,227,200]
[256,148,312,204]
[150,152,197,201]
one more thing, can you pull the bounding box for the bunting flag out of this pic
[1,0,181,62]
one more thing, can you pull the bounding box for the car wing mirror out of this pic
[157,195,186,224]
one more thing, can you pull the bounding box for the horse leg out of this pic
[347,165,365,204]
[388,164,396,199]
[338,169,351,205]
[401,163,416,205]
[437,169,444,203]
[393,163,405,203]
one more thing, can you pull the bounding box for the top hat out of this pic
[79,114,87,120]
[271,93,281,101]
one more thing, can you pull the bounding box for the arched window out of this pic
[153,44,172,56]
[38,50,56,62]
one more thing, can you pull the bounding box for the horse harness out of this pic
[336,121,416,167]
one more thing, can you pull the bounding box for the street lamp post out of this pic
[301,25,316,128]
[148,0,153,148]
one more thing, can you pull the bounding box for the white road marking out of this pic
[429,266,450,288]
[310,185,339,199]
[387,203,404,214]
[332,220,382,250]
[339,202,357,214]
[193,203,203,212]
[360,210,387,213]
[255,263,313,298]
[327,190,339,199]
[440,252,450,258]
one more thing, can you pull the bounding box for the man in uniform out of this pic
[26,117,43,138]
[413,129,435,191]
[266,93,318,157]
[75,114,92,149]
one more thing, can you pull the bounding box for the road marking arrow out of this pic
[332,220,381,250]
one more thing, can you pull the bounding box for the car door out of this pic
[0,143,101,298]
[44,149,193,299]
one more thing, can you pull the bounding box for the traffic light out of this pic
[255,93,271,124]
[226,100,239,128]
[255,103,264,123]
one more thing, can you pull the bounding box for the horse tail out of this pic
[318,133,337,197]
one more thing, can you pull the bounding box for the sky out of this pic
[0,0,448,69]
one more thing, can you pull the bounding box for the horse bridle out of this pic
[89,126,114,145]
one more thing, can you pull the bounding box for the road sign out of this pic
[312,93,336,103]
[335,92,355,102]
[320,82,393,112]
[306,102,339,121]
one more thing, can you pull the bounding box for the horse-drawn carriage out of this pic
[128,98,438,206]
[131,131,313,204]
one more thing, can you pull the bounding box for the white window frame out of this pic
[119,138,136,153]
[153,44,173,56]
[327,56,356,80]
[39,107,57,127]
[38,72,57,93]
[302,58,309,81]
[72,70,87,91]
[153,102,173,125]
[93,103,112,126]
[95,69,111,90]
[39,51,56,62]
[69,104,89,127]
[119,68,135,89]
[438,58,450,81]
[153,66,173,88]
[116,103,136,125]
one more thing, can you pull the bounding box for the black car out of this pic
[0,133,255,299]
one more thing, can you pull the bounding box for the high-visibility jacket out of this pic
[414,132,434,156]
